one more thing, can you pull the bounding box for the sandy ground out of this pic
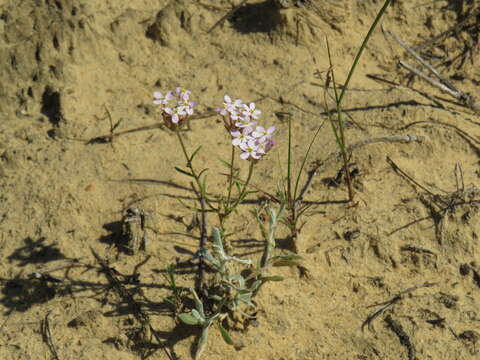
[0,0,479,359]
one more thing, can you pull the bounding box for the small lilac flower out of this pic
[153,91,174,105]
[153,87,196,128]
[175,87,191,101]
[164,106,186,124]
[256,137,276,154]
[241,102,261,120]
[252,126,275,141]
[183,102,195,115]
[240,139,264,160]
[231,127,253,147]
[178,96,196,114]
[235,116,257,130]
[265,139,275,152]
[224,95,243,110]
[219,95,243,116]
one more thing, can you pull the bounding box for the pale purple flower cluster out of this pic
[153,87,195,128]
[217,95,275,160]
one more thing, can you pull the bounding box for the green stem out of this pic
[337,0,393,107]
[176,129,202,189]
[176,128,217,211]
[226,161,254,216]
[287,118,293,205]
[176,129,192,170]
[226,145,235,211]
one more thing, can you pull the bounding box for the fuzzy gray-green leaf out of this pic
[271,254,303,267]
[178,313,201,326]
[272,259,301,267]
[219,324,234,345]
[261,275,284,282]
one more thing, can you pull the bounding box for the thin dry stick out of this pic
[42,312,60,360]
[90,248,175,360]
[207,0,248,33]
[384,315,416,360]
[384,28,480,113]
[253,80,306,104]
[399,61,462,100]
[386,156,440,200]
[189,182,208,292]
[195,1,231,11]
[349,135,425,151]
[0,308,15,336]
[386,157,480,237]
[84,111,218,143]
[366,73,447,110]
[414,8,480,51]
[297,134,426,202]
[384,28,456,90]
[387,214,432,236]
[400,120,480,146]
[361,282,438,332]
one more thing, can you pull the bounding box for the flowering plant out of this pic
[152,88,298,360]
[154,87,196,129]
[217,95,275,160]
[152,89,279,231]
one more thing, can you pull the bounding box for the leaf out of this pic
[198,168,209,179]
[271,254,303,267]
[293,123,323,202]
[228,274,245,288]
[191,288,205,316]
[189,146,202,162]
[237,288,251,295]
[237,292,253,306]
[250,279,262,292]
[212,228,224,248]
[235,182,242,193]
[111,118,124,132]
[192,309,205,323]
[178,313,201,326]
[175,167,194,178]
[271,254,303,262]
[218,324,234,345]
[218,158,232,168]
[272,260,302,267]
[175,197,195,210]
[200,173,208,193]
[223,231,236,239]
[261,275,284,282]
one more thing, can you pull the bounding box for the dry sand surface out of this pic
[1,0,479,359]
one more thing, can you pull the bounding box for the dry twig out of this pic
[386,157,480,241]
[362,282,437,332]
[383,27,480,114]
[384,314,416,360]
[299,134,426,201]
[42,312,60,360]
[207,0,248,33]
[90,248,175,360]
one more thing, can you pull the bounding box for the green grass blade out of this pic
[338,0,393,106]
[287,118,293,204]
[293,123,323,202]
